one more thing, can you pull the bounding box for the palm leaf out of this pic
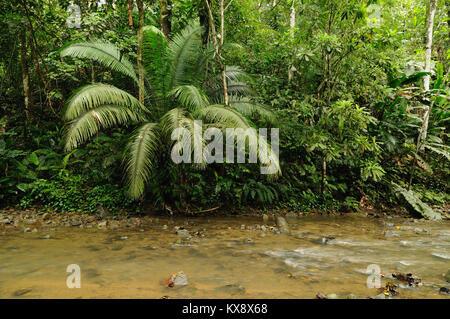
[65,105,143,151]
[166,24,203,89]
[64,83,148,121]
[124,123,160,199]
[169,85,209,112]
[60,41,142,90]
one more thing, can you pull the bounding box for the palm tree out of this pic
[60,23,280,199]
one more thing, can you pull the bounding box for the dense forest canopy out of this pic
[0,0,448,218]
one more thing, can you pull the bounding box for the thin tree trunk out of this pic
[136,0,145,104]
[205,0,230,105]
[321,157,327,194]
[409,0,438,189]
[160,0,172,38]
[127,0,134,27]
[420,0,438,145]
[288,1,295,82]
[20,28,32,123]
[423,0,437,91]
[219,0,229,105]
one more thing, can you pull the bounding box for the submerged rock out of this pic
[276,217,290,234]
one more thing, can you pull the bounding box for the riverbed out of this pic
[0,214,449,298]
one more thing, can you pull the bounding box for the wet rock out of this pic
[171,271,188,286]
[32,228,38,233]
[13,288,32,296]
[316,292,326,299]
[176,229,189,237]
[98,221,108,229]
[120,236,128,240]
[346,293,357,299]
[384,230,399,238]
[392,273,421,287]
[439,287,450,295]
[244,237,254,244]
[40,235,51,239]
[276,217,290,234]
[326,293,338,299]
[370,293,386,299]
[23,228,31,233]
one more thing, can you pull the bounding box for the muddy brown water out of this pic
[0,215,449,299]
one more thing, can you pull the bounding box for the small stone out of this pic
[98,221,107,229]
[171,271,188,286]
[244,237,254,244]
[71,220,81,227]
[326,293,338,299]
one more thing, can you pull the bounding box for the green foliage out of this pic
[20,173,135,214]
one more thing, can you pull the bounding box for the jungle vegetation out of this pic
[0,0,448,218]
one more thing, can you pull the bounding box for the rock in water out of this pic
[326,293,338,299]
[171,271,188,286]
[262,214,269,223]
[176,229,189,237]
[276,217,290,234]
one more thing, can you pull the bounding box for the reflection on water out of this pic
[0,215,449,299]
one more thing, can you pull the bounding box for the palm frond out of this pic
[169,85,209,112]
[229,98,276,124]
[166,23,203,89]
[60,41,141,89]
[160,108,207,168]
[124,123,160,199]
[199,105,281,176]
[65,105,143,151]
[143,26,169,97]
[64,83,148,121]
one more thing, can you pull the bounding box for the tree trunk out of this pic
[423,0,437,91]
[205,0,229,105]
[20,28,32,123]
[160,0,172,38]
[288,1,295,82]
[198,0,209,46]
[127,0,134,27]
[421,0,438,144]
[136,0,145,104]
[321,157,327,194]
[219,0,229,105]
